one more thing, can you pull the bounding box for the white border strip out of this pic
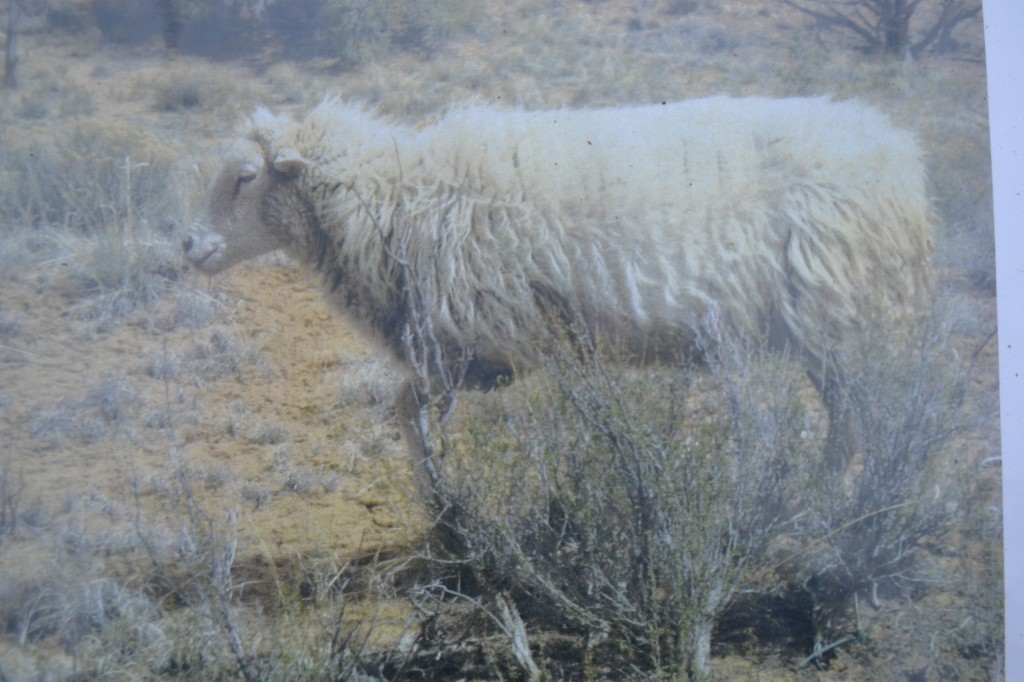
[985,0,1023,677]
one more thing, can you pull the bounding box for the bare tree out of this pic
[157,0,183,52]
[4,0,48,88]
[5,0,25,87]
[784,0,982,58]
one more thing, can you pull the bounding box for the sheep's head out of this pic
[184,136,307,274]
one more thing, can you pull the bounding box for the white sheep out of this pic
[184,96,933,469]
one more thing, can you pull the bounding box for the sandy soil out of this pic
[1,258,425,571]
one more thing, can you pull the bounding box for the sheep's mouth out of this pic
[191,247,219,269]
[182,235,221,270]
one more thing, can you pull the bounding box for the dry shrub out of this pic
[0,120,181,234]
[130,449,411,681]
[426,332,817,680]
[798,293,980,659]
[149,64,257,114]
[0,119,189,326]
[928,114,995,292]
[29,373,143,447]
[405,290,986,678]
[324,0,482,68]
[186,329,267,384]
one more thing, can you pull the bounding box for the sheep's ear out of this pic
[273,148,306,176]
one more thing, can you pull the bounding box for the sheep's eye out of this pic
[234,167,257,195]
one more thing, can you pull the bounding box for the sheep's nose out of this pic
[182,235,194,253]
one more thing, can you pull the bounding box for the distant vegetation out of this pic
[784,0,982,58]
[37,0,981,64]
[81,0,482,65]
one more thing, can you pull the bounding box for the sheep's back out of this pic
[421,99,929,345]
[301,98,931,369]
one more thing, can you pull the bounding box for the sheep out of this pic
[184,96,933,477]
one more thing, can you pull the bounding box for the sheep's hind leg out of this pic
[818,371,859,472]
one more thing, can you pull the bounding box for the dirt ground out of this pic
[1,258,424,556]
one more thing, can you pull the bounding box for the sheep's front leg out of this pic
[396,379,443,509]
